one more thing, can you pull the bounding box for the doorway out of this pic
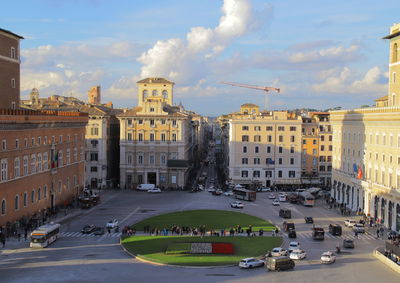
[147,172,157,184]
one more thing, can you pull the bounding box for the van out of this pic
[137,184,155,191]
[279,209,291,219]
[265,256,295,271]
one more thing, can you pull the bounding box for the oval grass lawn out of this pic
[133,209,275,232]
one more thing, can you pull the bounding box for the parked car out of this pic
[93,226,105,235]
[329,224,342,236]
[265,256,295,271]
[288,241,300,253]
[353,223,365,233]
[147,188,161,193]
[230,201,244,208]
[268,193,276,199]
[304,217,314,224]
[257,187,271,192]
[321,251,336,264]
[343,239,355,249]
[81,224,96,234]
[344,219,357,227]
[272,199,280,206]
[238,257,265,268]
[224,191,233,196]
[106,219,119,229]
[289,249,307,260]
[213,189,223,195]
[207,187,215,193]
[271,247,288,257]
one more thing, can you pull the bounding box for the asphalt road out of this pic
[0,189,398,283]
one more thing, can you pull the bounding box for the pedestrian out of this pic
[107,227,111,234]
[380,227,384,238]
[376,229,380,239]
[24,228,28,241]
[17,232,21,242]
[354,231,358,238]
[0,233,5,248]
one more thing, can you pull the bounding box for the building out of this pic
[301,112,332,187]
[118,78,201,189]
[88,86,101,105]
[0,28,23,109]
[0,108,88,227]
[330,23,400,232]
[227,104,303,189]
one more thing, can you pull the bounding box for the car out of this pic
[304,217,314,224]
[272,199,280,206]
[93,226,105,235]
[207,188,216,193]
[353,223,365,233]
[283,221,295,232]
[268,193,276,199]
[231,201,244,208]
[257,187,271,192]
[224,191,233,196]
[321,251,336,264]
[288,241,300,253]
[271,247,288,257]
[213,189,223,195]
[288,229,297,238]
[81,224,96,234]
[238,257,265,269]
[279,209,291,219]
[106,219,118,229]
[329,224,342,236]
[344,219,357,227]
[289,249,307,260]
[343,239,355,249]
[147,188,161,193]
[278,195,287,202]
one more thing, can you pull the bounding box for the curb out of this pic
[373,248,400,274]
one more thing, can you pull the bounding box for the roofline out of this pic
[382,30,400,40]
[0,28,24,39]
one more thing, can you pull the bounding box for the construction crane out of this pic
[221,81,280,110]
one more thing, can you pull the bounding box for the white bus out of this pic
[30,223,61,248]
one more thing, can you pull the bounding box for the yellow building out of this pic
[330,23,400,232]
[118,78,201,189]
[227,104,302,188]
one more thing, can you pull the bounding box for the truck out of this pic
[137,184,155,191]
[312,226,325,240]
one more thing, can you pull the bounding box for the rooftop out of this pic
[137,78,174,84]
[0,28,24,39]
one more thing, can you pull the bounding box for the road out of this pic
[0,189,398,283]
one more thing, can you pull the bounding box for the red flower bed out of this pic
[211,243,234,254]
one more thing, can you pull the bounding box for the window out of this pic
[254,158,260,164]
[266,158,274,165]
[44,185,47,198]
[14,157,20,178]
[242,158,248,164]
[254,135,261,142]
[255,146,259,153]
[303,139,306,145]
[58,151,63,167]
[242,126,249,131]
[1,140,6,150]
[278,126,285,131]
[265,171,272,178]
[279,146,283,153]
[290,158,294,165]
[138,119,143,124]
[290,126,296,131]
[289,171,295,178]
[23,156,28,175]
[37,154,42,172]
[66,149,70,164]
[267,135,272,142]
[150,107,155,112]
[58,181,62,193]
[74,147,77,162]
[150,119,155,126]
[31,137,35,146]
[152,90,158,96]
[11,78,15,88]
[161,119,166,125]
[243,146,247,153]
[254,126,261,131]
[127,119,132,126]
[43,152,48,170]
[138,133,143,141]
[161,133,166,142]
[278,171,282,178]
[38,136,41,145]
[91,140,98,148]
[15,139,19,149]
[162,90,168,98]
[37,187,41,201]
[278,158,282,165]
[313,139,317,145]
[23,192,27,207]
[127,133,132,141]
[149,155,155,165]
[127,154,133,165]
[172,133,177,142]
[11,47,16,59]
[321,145,325,151]
[0,159,7,181]
[278,135,283,142]
[266,126,273,131]
[253,171,260,178]
[59,135,63,144]
[290,136,295,142]
[242,135,249,142]
[267,146,271,153]
[161,154,167,165]
[31,190,35,203]
[14,195,19,210]
[321,135,325,141]
[150,133,155,141]
[312,149,317,155]
[241,171,248,178]
[91,127,99,136]
[24,138,28,148]
[329,145,332,151]
[1,199,5,215]
[393,43,398,63]
[290,146,294,153]
[329,135,332,141]
[172,120,177,126]
[138,155,143,165]
[90,153,98,161]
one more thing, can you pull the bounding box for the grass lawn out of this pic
[133,209,275,232]
[122,236,282,266]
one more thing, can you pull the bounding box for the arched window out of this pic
[44,185,47,198]
[14,195,19,210]
[1,199,6,215]
[152,90,158,96]
[23,192,27,207]
[38,187,41,200]
[393,43,398,63]
[162,90,168,98]
[143,90,148,98]
[31,189,35,203]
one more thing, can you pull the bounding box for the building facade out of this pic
[330,23,400,232]
[228,104,303,188]
[118,78,199,189]
[0,28,23,109]
[0,109,88,227]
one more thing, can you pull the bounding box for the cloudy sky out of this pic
[1,0,398,116]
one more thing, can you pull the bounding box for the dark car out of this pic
[343,239,355,249]
[81,224,96,234]
[329,224,342,236]
[288,229,297,238]
[283,221,295,232]
[279,209,292,219]
[93,226,105,236]
[304,217,314,224]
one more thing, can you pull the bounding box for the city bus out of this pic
[298,192,315,207]
[234,188,256,201]
[30,223,61,248]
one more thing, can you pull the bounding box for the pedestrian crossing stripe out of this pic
[60,232,122,238]
[292,232,376,240]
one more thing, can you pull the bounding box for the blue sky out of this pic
[1,0,398,116]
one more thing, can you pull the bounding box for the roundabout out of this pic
[121,210,282,266]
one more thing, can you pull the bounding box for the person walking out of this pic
[0,233,5,248]
[376,228,380,239]
[24,228,28,241]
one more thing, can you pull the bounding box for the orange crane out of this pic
[221,81,280,110]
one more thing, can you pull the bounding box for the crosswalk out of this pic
[60,231,122,238]
[290,231,376,240]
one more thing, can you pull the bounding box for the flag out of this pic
[353,164,358,172]
[357,166,363,179]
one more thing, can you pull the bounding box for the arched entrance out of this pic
[388,201,393,229]
[374,196,379,220]
[381,198,386,225]
[396,204,400,232]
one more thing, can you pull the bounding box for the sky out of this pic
[0,0,398,116]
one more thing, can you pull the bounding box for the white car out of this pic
[344,219,357,227]
[353,223,365,233]
[231,201,244,208]
[224,191,234,196]
[272,199,280,206]
[321,251,336,264]
[271,247,288,257]
[288,241,300,253]
[238,257,265,269]
[268,193,276,199]
[106,219,118,229]
[278,195,286,202]
[289,249,307,260]
[257,187,271,192]
[147,188,161,193]
[207,187,215,193]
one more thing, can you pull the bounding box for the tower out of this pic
[136,78,174,108]
[29,88,39,105]
[384,23,400,107]
[88,86,101,105]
